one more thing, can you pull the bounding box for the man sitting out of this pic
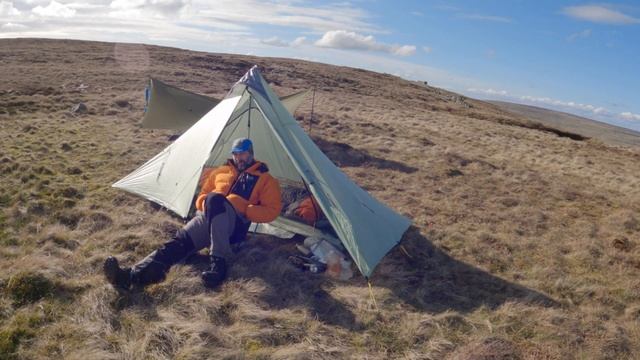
[103,138,282,289]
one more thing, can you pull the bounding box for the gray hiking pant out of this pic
[128,195,248,286]
[183,200,244,260]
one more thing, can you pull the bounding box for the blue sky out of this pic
[1,0,639,130]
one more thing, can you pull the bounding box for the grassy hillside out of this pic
[489,100,640,148]
[1,38,640,359]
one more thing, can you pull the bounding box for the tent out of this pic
[141,78,309,131]
[113,66,411,277]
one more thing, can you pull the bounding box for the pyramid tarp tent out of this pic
[142,78,309,131]
[114,66,411,277]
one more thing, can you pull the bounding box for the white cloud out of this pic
[458,13,513,23]
[411,11,423,17]
[467,88,509,96]
[16,0,48,4]
[0,1,20,16]
[261,35,311,48]
[110,0,143,9]
[33,0,76,18]
[393,44,416,56]
[196,0,380,34]
[1,21,26,29]
[261,36,288,47]
[110,0,188,17]
[567,28,592,42]
[563,5,640,25]
[315,30,415,56]
[66,2,105,10]
[301,45,482,90]
[291,36,306,47]
[593,107,608,115]
[620,112,640,121]
[519,95,606,114]
[422,46,432,53]
[466,88,626,120]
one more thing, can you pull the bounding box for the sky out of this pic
[1,0,639,131]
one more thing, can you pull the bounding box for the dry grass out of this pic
[1,38,640,359]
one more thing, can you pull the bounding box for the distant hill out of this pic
[488,100,640,148]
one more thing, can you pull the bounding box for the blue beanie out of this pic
[230,138,253,154]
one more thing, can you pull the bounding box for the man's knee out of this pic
[205,193,227,217]
[156,229,195,264]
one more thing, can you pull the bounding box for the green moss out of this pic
[5,272,54,306]
[244,338,262,353]
[0,194,11,208]
[0,326,31,359]
[0,237,19,247]
[0,312,44,360]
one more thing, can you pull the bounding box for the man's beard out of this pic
[235,156,254,171]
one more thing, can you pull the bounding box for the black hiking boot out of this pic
[201,256,227,289]
[103,256,132,290]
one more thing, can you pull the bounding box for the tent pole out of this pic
[309,86,316,133]
[247,93,252,138]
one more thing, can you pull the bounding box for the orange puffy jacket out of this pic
[196,160,282,223]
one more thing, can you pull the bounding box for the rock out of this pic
[613,237,632,252]
[66,166,83,175]
[27,201,46,215]
[60,143,72,151]
[114,99,129,108]
[70,102,88,114]
[59,186,83,199]
[447,169,464,177]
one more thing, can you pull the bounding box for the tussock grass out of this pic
[0,38,639,358]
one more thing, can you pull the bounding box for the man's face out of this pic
[232,151,253,171]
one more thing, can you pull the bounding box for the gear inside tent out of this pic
[113,66,411,277]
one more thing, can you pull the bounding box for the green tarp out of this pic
[141,78,309,131]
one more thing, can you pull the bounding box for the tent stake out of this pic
[367,279,379,311]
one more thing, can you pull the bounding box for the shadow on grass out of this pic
[373,226,559,313]
[110,225,557,331]
[187,226,557,327]
[185,237,362,331]
[312,136,418,174]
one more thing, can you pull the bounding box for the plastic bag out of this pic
[304,237,353,280]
